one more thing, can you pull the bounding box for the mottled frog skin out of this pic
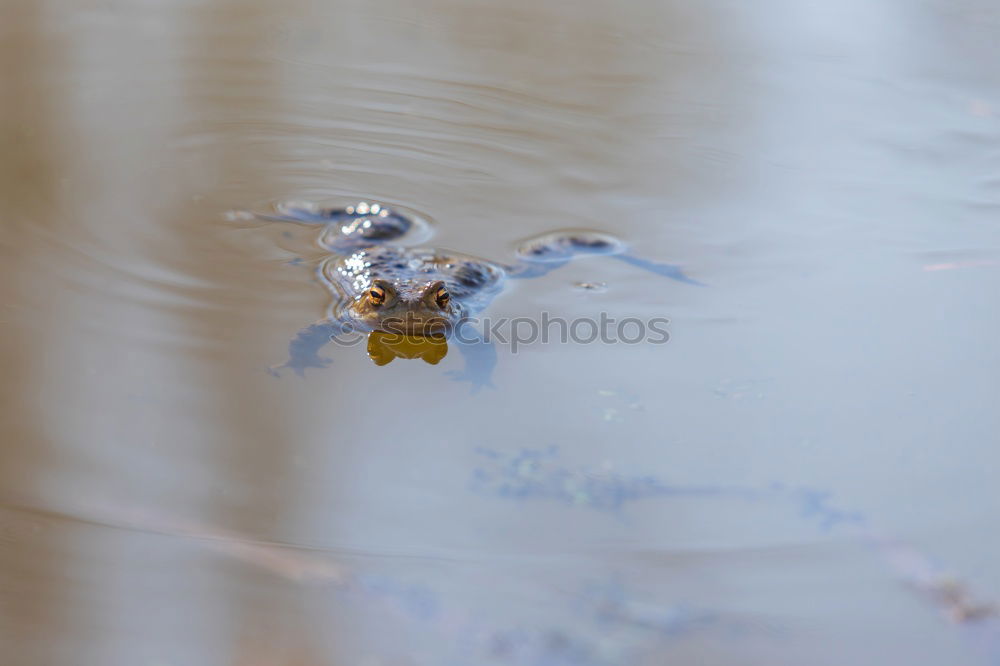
[322,244,506,336]
[258,200,700,391]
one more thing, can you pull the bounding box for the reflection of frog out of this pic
[367,332,448,366]
[258,201,700,390]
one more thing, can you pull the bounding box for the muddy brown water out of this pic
[2,0,1000,664]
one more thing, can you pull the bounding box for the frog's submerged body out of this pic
[259,201,699,390]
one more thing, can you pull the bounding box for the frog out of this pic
[256,200,700,391]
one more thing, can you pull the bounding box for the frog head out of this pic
[349,279,460,336]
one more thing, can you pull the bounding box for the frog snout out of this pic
[379,313,451,337]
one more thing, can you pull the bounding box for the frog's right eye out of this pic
[368,285,387,306]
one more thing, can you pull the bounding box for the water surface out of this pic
[2,0,1000,664]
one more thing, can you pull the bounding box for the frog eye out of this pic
[434,286,450,309]
[369,284,387,306]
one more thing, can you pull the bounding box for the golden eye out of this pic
[369,285,386,306]
[435,286,450,309]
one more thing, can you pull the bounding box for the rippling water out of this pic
[3,0,1000,664]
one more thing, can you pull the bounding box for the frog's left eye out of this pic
[369,285,387,306]
[434,286,450,309]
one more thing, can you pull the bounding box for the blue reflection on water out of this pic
[471,446,864,531]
